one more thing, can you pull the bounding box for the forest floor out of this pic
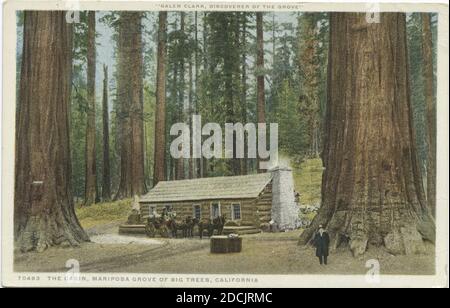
[14,221,435,275]
[13,159,435,275]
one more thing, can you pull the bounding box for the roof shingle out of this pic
[140,173,272,203]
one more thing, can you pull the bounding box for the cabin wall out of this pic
[140,198,259,227]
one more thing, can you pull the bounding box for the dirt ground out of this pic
[14,222,435,275]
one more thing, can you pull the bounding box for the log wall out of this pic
[255,183,273,226]
[140,183,273,228]
[141,198,257,225]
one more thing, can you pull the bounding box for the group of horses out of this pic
[145,214,226,239]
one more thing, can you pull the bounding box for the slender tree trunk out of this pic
[299,13,435,257]
[241,14,248,175]
[272,13,276,75]
[194,12,202,179]
[421,13,436,217]
[176,12,186,181]
[188,58,194,179]
[153,12,167,185]
[172,64,179,180]
[203,13,209,74]
[223,16,236,175]
[200,13,209,178]
[232,14,241,175]
[15,11,89,252]
[115,12,146,199]
[84,11,97,206]
[256,12,266,173]
[144,109,152,187]
[102,64,111,201]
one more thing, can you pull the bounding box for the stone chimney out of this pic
[270,166,300,230]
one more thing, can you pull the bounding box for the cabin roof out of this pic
[140,173,273,203]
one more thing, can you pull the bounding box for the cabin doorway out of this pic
[210,202,221,219]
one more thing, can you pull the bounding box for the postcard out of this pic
[1,0,448,288]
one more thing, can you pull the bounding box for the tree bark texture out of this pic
[153,12,167,185]
[102,64,111,201]
[299,13,435,257]
[15,11,89,252]
[115,12,146,199]
[84,11,97,206]
[421,13,436,217]
[241,14,248,175]
[256,12,266,173]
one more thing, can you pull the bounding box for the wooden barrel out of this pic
[210,236,242,253]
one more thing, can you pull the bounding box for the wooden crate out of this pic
[210,236,242,253]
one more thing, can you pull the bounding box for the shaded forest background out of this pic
[15,11,437,205]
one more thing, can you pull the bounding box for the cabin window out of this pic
[193,204,201,219]
[210,202,221,219]
[164,205,173,213]
[231,203,241,220]
[149,205,156,216]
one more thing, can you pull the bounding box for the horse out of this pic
[196,218,211,239]
[196,215,226,238]
[166,214,188,238]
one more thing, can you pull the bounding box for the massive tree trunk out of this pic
[115,12,146,199]
[14,11,89,252]
[421,13,436,217]
[153,12,167,185]
[298,13,435,257]
[102,64,111,201]
[256,12,266,173]
[84,11,97,206]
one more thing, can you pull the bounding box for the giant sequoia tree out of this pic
[298,13,435,257]
[15,11,89,252]
[115,12,146,198]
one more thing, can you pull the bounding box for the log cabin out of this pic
[139,167,301,232]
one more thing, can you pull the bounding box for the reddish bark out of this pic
[299,13,435,257]
[15,11,89,252]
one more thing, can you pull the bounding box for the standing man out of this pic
[314,224,330,265]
